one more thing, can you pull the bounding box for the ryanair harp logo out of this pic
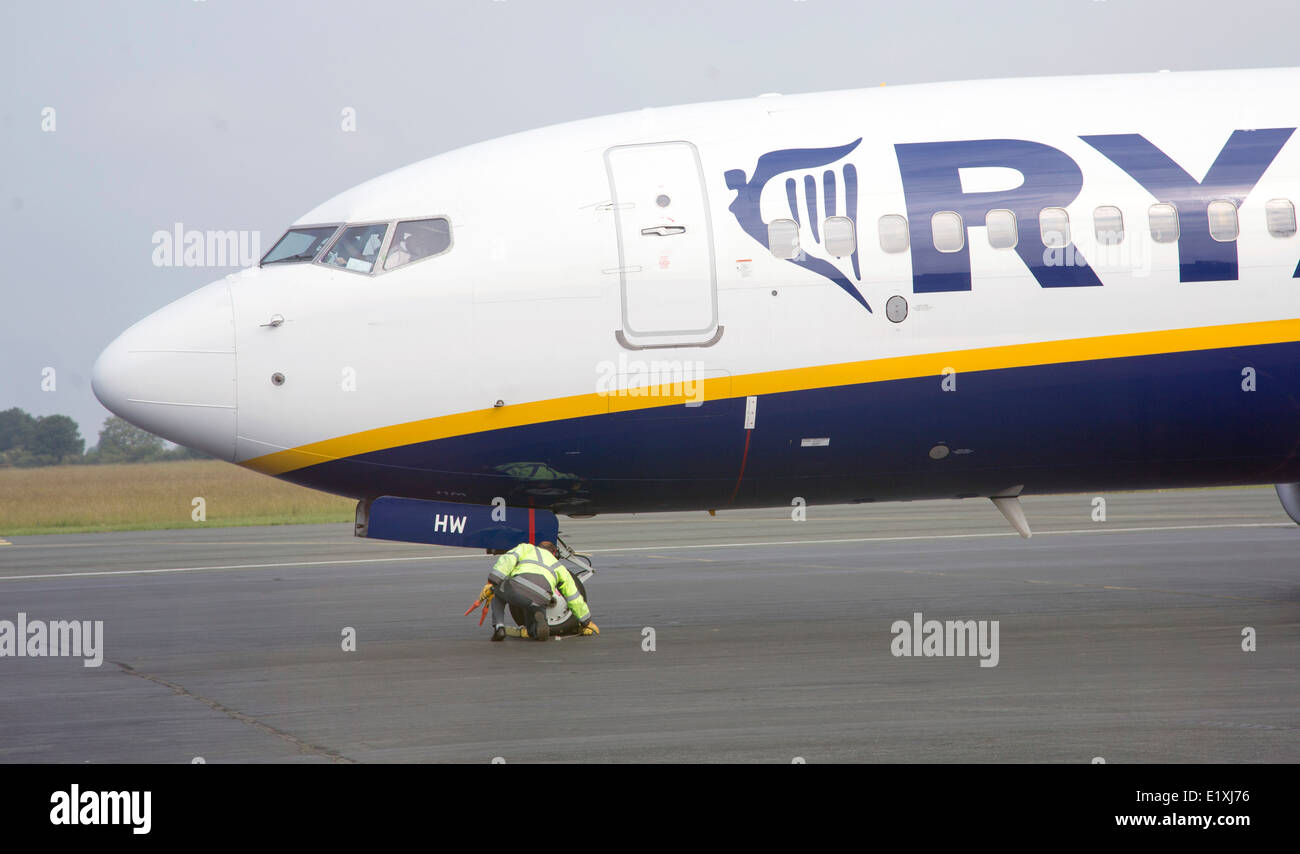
[725,138,871,312]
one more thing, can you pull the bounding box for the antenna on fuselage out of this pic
[990,486,1032,539]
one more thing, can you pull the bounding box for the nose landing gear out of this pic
[554,533,594,577]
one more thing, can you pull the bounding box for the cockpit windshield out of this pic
[319,223,389,274]
[261,216,452,276]
[261,225,340,266]
[384,218,453,271]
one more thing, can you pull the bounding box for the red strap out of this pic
[728,429,753,504]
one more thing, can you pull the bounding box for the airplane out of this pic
[92,67,1300,552]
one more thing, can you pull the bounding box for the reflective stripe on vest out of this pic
[508,573,553,603]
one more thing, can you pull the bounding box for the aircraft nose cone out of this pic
[92,280,237,461]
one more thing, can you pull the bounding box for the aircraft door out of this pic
[605,141,721,349]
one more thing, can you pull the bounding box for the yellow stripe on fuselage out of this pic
[240,317,1300,476]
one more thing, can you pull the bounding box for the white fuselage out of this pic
[94,68,1300,515]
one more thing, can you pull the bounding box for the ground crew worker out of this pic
[481,540,596,642]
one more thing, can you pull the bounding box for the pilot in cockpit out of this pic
[385,231,412,269]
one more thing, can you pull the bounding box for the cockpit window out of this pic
[319,223,389,274]
[384,218,452,271]
[261,225,340,265]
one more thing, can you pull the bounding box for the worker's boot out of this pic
[491,625,506,642]
[531,609,549,641]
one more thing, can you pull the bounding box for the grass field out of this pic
[0,460,355,535]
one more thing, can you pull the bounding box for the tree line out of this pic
[0,408,208,467]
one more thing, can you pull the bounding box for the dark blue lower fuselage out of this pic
[277,341,1300,513]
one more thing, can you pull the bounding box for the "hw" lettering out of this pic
[432,514,467,534]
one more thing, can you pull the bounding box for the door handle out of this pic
[640,225,686,237]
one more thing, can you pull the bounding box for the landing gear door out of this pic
[605,141,720,349]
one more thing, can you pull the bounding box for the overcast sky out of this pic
[3,0,1297,444]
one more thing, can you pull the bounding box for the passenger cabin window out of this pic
[385,218,453,270]
[261,225,340,266]
[878,214,909,253]
[1039,207,1070,248]
[767,218,800,259]
[1265,199,1296,238]
[985,209,1017,249]
[1093,206,1124,245]
[320,223,389,274]
[822,216,856,257]
[1148,203,1179,243]
[1207,200,1239,242]
[931,211,964,253]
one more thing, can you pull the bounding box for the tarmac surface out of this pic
[1,487,1297,763]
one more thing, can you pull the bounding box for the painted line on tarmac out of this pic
[588,522,1292,553]
[0,554,465,581]
[0,521,1289,582]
